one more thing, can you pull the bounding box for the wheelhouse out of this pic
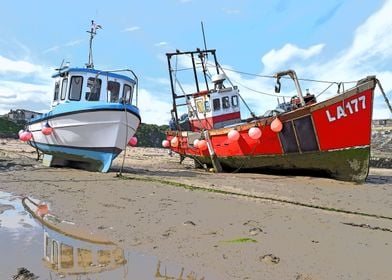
[51,67,137,108]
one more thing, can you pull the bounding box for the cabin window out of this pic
[107,81,120,103]
[213,98,221,111]
[205,100,211,112]
[222,96,230,109]
[52,241,59,266]
[231,96,239,107]
[60,78,68,100]
[196,99,204,113]
[98,250,111,265]
[53,81,60,101]
[45,236,52,259]
[122,84,133,104]
[60,243,74,269]
[86,77,102,101]
[77,248,93,267]
[69,76,83,101]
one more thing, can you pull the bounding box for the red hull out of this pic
[166,77,376,182]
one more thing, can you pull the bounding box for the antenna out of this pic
[86,20,102,69]
[201,21,208,52]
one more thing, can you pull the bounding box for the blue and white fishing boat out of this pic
[24,21,141,172]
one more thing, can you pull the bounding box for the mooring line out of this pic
[116,174,392,221]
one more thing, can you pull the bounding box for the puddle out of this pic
[0,191,207,279]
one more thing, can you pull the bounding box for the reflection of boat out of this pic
[22,197,127,277]
[21,21,140,172]
[155,261,205,280]
[164,49,387,183]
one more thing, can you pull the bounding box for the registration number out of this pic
[326,95,366,122]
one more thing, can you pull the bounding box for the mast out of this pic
[86,20,102,69]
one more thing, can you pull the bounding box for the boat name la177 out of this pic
[326,95,366,122]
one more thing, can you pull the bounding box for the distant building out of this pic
[372,119,392,132]
[7,109,42,122]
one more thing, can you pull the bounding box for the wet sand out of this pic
[1,138,392,279]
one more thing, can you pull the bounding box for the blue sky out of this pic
[0,0,391,124]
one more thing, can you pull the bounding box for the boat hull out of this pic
[28,102,140,172]
[166,78,376,183]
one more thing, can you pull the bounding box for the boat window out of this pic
[69,76,83,101]
[86,77,102,101]
[113,248,125,264]
[122,84,133,104]
[222,96,230,109]
[60,78,68,100]
[52,241,59,266]
[60,243,74,269]
[53,81,60,101]
[205,100,211,112]
[196,99,204,113]
[98,250,111,265]
[213,98,221,111]
[45,236,52,259]
[108,81,121,103]
[77,248,93,268]
[231,96,239,107]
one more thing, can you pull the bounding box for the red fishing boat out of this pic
[164,49,387,183]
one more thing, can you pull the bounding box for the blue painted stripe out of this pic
[32,142,120,172]
[29,102,140,123]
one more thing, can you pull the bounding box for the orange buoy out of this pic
[227,129,240,142]
[171,136,179,148]
[271,118,283,133]
[248,127,262,140]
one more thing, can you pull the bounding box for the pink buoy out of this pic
[19,131,32,142]
[193,139,200,148]
[171,136,179,148]
[128,136,138,146]
[227,129,240,142]
[41,124,53,135]
[162,139,170,148]
[18,130,24,137]
[198,139,208,151]
[248,127,262,140]
[271,118,283,133]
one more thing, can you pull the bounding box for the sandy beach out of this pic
[1,138,392,279]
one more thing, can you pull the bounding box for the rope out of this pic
[376,79,392,114]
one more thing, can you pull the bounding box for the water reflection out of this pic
[0,192,207,279]
[155,261,205,280]
[22,196,128,278]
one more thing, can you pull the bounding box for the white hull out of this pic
[28,110,139,150]
[27,108,140,172]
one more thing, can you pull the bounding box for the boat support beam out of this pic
[203,130,222,172]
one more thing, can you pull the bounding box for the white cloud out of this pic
[42,45,60,54]
[223,8,241,15]
[65,39,84,47]
[222,1,392,120]
[154,41,168,47]
[122,26,140,32]
[0,56,53,115]
[137,88,172,124]
[0,55,45,75]
[261,43,325,73]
